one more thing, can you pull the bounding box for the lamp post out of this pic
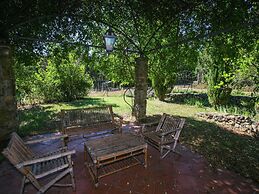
[103,27,147,121]
[103,27,116,53]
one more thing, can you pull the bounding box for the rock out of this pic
[234,124,240,128]
[196,112,258,136]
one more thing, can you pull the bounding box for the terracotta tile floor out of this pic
[0,125,258,194]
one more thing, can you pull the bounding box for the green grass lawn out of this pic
[17,94,259,183]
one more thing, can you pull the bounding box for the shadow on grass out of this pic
[18,98,121,137]
[182,117,259,183]
[142,114,259,183]
[165,93,211,107]
[166,93,257,117]
[18,106,59,137]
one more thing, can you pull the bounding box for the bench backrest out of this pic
[156,113,185,134]
[2,132,34,168]
[60,106,115,130]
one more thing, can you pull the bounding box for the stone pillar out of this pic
[133,56,148,121]
[0,41,17,141]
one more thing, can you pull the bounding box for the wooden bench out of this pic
[60,106,123,144]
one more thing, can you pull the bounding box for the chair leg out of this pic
[64,136,69,147]
[161,149,171,159]
[20,176,26,194]
[68,155,76,191]
[70,168,76,191]
[160,146,164,159]
[38,168,71,194]
[172,140,178,151]
[161,145,173,159]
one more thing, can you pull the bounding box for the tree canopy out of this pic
[2,1,258,54]
[1,0,258,103]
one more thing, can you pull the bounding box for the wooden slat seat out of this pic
[64,122,118,136]
[31,150,69,178]
[2,132,76,194]
[142,114,185,159]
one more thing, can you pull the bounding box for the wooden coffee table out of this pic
[84,133,148,187]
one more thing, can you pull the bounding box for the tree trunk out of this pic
[0,40,17,141]
[133,56,148,121]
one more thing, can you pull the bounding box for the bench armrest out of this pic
[16,149,76,168]
[113,113,123,120]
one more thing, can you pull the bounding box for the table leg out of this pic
[84,145,99,187]
[144,147,148,168]
[84,145,87,164]
[94,164,99,188]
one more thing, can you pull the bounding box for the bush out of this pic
[216,96,257,117]
[15,50,93,103]
[59,63,92,101]
[168,93,210,107]
[151,74,174,101]
[15,63,43,104]
[36,60,93,102]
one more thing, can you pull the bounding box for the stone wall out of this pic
[197,112,258,137]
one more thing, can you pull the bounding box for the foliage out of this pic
[150,71,175,101]
[149,40,198,101]
[198,32,258,108]
[92,52,136,86]
[2,0,258,115]
[206,36,236,107]
[217,96,257,117]
[233,40,259,94]
[15,62,41,104]
[149,49,176,101]
[15,48,93,103]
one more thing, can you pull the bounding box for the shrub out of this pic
[216,96,256,117]
[15,50,93,104]
[58,63,93,101]
[36,60,93,102]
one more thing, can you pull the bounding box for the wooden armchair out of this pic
[142,114,185,159]
[2,132,76,194]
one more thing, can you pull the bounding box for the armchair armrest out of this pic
[141,122,159,134]
[160,128,181,136]
[16,149,76,168]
